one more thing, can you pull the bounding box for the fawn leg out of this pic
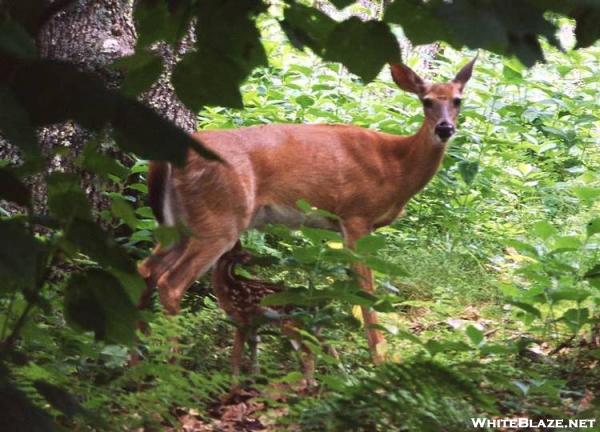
[247,328,260,374]
[231,327,248,376]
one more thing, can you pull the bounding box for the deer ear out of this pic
[390,63,428,96]
[453,55,478,92]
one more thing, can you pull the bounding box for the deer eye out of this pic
[422,98,433,109]
[453,98,462,107]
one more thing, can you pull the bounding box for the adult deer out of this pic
[138,58,477,363]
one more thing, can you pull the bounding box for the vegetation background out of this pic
[0,0,599,430]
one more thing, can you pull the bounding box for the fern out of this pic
[286,358,494,431]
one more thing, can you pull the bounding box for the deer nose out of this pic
[434,121,455,140]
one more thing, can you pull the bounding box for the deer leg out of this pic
[138,238,190,289]
[231,327,248,376]
[342,219,386,364]
[156,234,239,315]
[246,328,260,374]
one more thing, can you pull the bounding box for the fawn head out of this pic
[222,242,253,265]
[390,56,477,143]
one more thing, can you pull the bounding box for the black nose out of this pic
[434,122,455,140]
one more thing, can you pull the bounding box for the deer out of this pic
[138,57,477,364]
[211,241,315,380]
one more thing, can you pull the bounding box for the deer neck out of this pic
[212,259,237,287]
[396,123,448,193]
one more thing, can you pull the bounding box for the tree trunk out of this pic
[0,0,195,216]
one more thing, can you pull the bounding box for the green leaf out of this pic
[561,308,589,332]
[0,20,37,59]
[112,96,221,163]
[64,270,138,344]
[548,288,589,303]
[296,199,340,220]
[154,225,181,248]
[424,339,471,356]
[300,226,342,244]
[385,0,557,67]
[63,219,136,275]
[134,0,193,48]
[80,141,129,180]
[457,160,479,185]
[292,245,321,264]
[551,235,582,253]
[465,325,484,346]
[365,256,408,276]
[172,0,267,110]
[324,18,400,82]
[276,371,304,384]
[111,197,138,229]
[261,290,309,307]
[173,50,244,109]
[505,239,539,257]
[281,3,336,54]
[356,235,386,254]
[47,173,92,221]
[0,85,40,158]
[508,301,541,318]
[531,221,557,240]
[295,95,315,108]
[111,52,163,98]
[0,168,31,208]
[12,60,218,164]
[586,218,600,238]
[572,186,600,202]
[396,329,424,346]
[0,219,47,293]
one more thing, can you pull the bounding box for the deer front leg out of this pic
[342,219,386,364]
[157,234,239,315]
[231,327,248,376]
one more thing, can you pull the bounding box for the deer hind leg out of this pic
[342,219,386,364]
[156,232,240,315]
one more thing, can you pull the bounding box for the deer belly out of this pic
[249,205,339,231]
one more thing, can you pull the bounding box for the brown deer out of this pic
[211,241,314,379]
[138,58,477,364]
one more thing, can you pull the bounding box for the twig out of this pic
[548,335,576,356]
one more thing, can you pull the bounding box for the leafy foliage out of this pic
[0,0,599,430]
[286,359,492,431]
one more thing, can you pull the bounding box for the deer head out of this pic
[390,56,477,143]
